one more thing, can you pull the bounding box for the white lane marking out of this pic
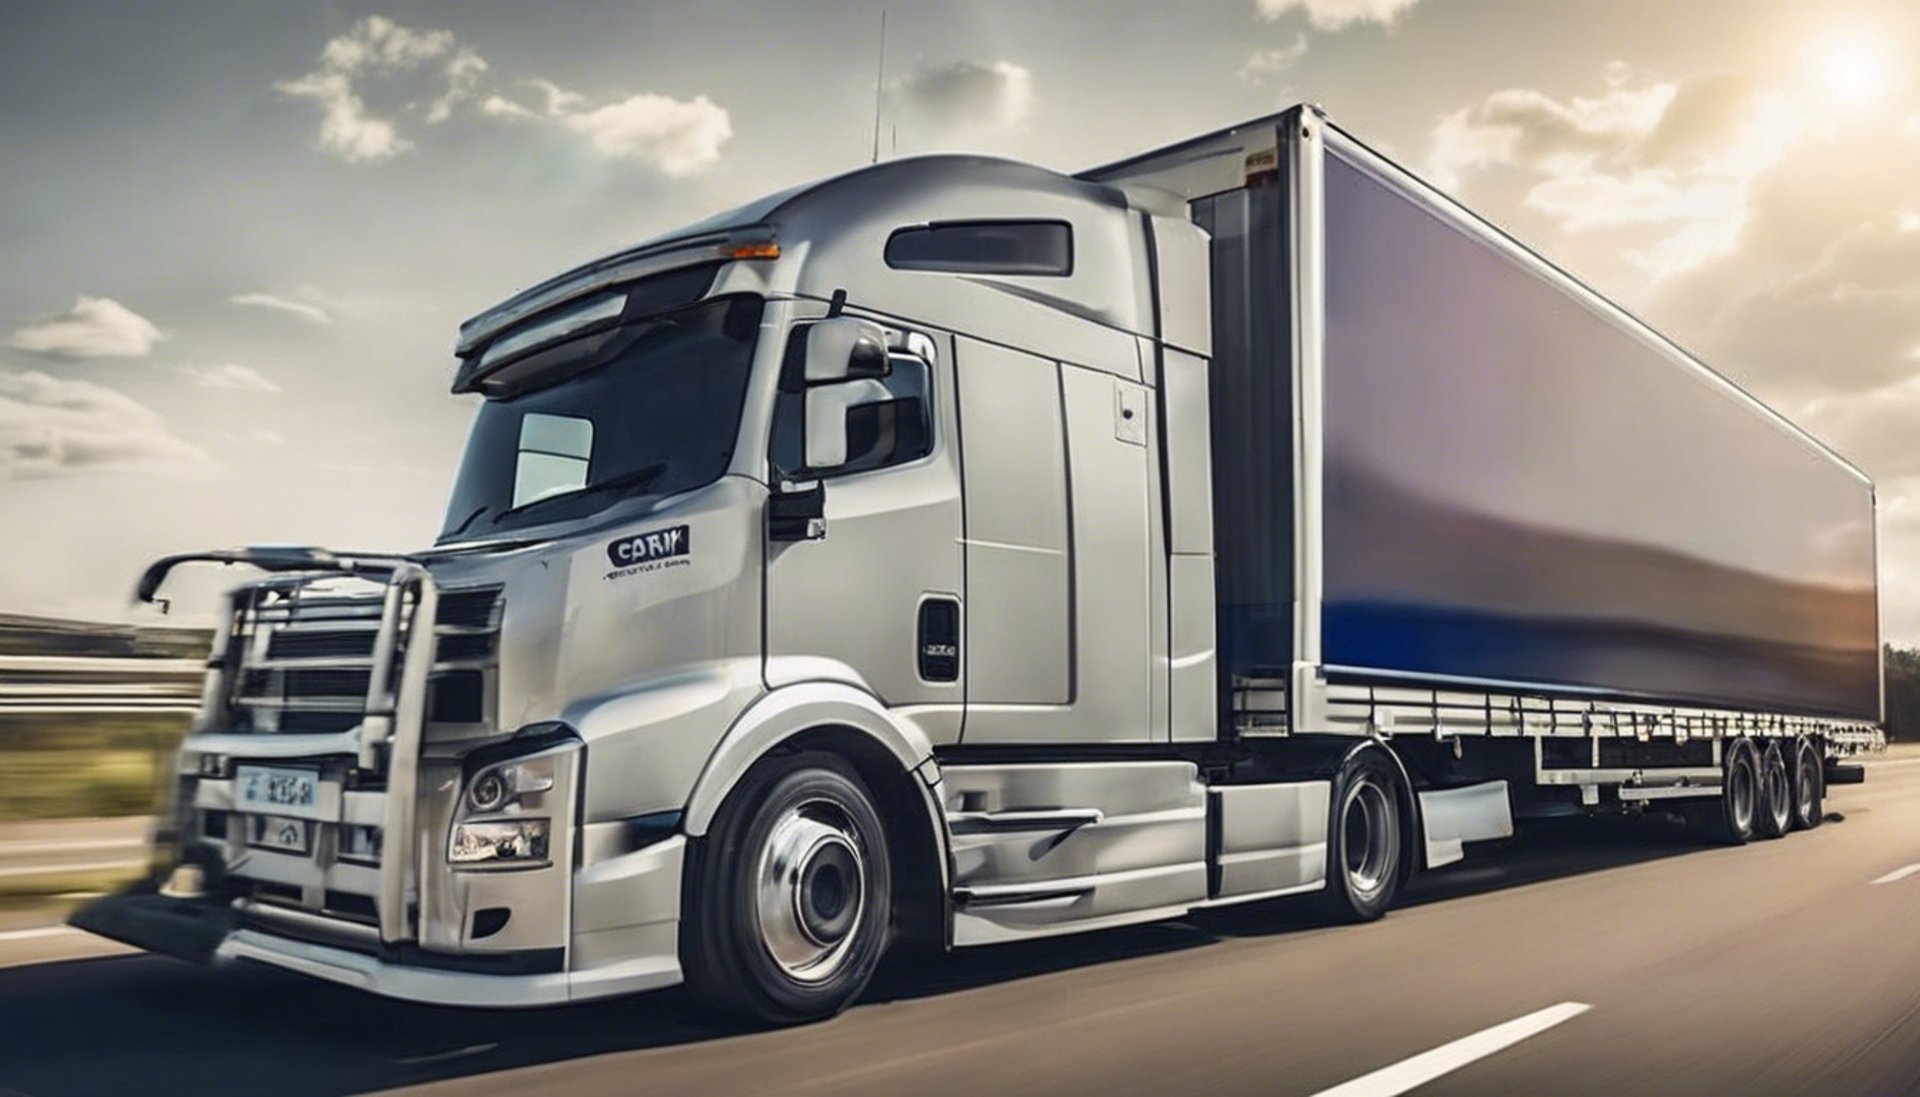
[0,926,82,943]
[396,1043,497,1066]
[0,858,146,879]
[1871,863,1920,885]
[1309,1002,1593,1097]
[0,838,147,855]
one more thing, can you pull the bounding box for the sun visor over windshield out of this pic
[453,262,720,395]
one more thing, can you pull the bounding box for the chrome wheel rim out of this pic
[1728,754,1755,832]
[1341,777,1397,901]
[754,797,867,984]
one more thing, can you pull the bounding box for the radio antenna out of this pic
[870,9,887,163]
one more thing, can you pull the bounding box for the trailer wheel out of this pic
[1789,737,1824,831]
[680,750,892,1025]
[1315,749,1405,923]
[1686,738,1758,846]
[1755,742,1792,840]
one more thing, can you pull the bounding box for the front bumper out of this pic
[71,833,689,1008]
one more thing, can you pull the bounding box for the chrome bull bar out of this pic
[140,548,440,944]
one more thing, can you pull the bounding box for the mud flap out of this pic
[1416,780,1514,869]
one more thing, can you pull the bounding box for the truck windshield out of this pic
[438,294,763,540]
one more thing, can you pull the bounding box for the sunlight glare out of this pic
[1813,29,1888,106]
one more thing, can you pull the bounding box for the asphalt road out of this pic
[3,752,1919,1097]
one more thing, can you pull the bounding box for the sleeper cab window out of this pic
[884,220,1073,276]
[771,328,934,481]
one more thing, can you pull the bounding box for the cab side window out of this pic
[770,326,934,481]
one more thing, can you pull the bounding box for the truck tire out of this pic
[1754,741,1792,839]
[1314,749,1405,923]
[1790,737,1824,831]
[680,750,892,1025]
[1686,738,1758,845]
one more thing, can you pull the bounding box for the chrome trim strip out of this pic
[946,808,1104,834]
[235,898,381,946]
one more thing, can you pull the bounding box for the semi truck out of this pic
[75,105,1883,1024]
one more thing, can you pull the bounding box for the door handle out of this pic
[917,597,960,682]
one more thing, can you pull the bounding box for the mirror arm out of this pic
[769,480,827,543]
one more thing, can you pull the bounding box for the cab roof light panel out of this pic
[884,220,1073,276]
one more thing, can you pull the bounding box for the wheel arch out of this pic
[1344,737,1426,878]
[682,681,952,948]
[1264,735,1426,878]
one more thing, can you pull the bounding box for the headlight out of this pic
[450,738,571,871]
[465,759,555,814]
[449,819,551,866]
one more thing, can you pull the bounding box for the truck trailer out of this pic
[76,105,1883,1023]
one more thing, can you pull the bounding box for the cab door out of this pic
[763,322,966,746]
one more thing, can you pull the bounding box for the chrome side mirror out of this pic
[802,318,890,470]
[803,317,889,383]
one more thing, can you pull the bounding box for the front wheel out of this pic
[680,751,892,1025]
[1314,749,1406,923]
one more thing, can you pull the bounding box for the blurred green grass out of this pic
[0,712,187,821]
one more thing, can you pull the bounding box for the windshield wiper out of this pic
[493,462,669,524]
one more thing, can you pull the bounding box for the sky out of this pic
[1,0,1918,642]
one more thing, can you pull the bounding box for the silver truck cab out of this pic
[77,151,1230,1021]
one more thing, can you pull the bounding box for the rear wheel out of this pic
[1685,738,1758,845]
[1315,749,1406,923]
[681,751,892,1025]
[1754,742,1792,839]
[1789,737,1824,831]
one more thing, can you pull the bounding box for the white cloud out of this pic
[276,69,411,163]
[179,364,282,394]
[283,17,733,174]
[891,60,1034,132]
[1426,76,1678,190]
[1242,35,1310,84]
[482,81,733,176]
[319,15,451,71]
[1255,0,1421,31]
[0,370,209,479]
[9,296,163,359]
[429,48,486,123]
[558,94,733,175]
[479,94,537,121]
[230,292,332,324]
[276,15,480,164]
[1425,68,1796,279]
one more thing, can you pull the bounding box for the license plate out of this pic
[248,814,311,855]
[234,765,323,819]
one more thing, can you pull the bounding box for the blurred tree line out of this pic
[1887,645,1920,740]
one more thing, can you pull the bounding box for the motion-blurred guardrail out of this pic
[0,655,203,714]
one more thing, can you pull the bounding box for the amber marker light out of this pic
[725,241,781,260]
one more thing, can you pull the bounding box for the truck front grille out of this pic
[266,630,375,660]
[221,580,501,734]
